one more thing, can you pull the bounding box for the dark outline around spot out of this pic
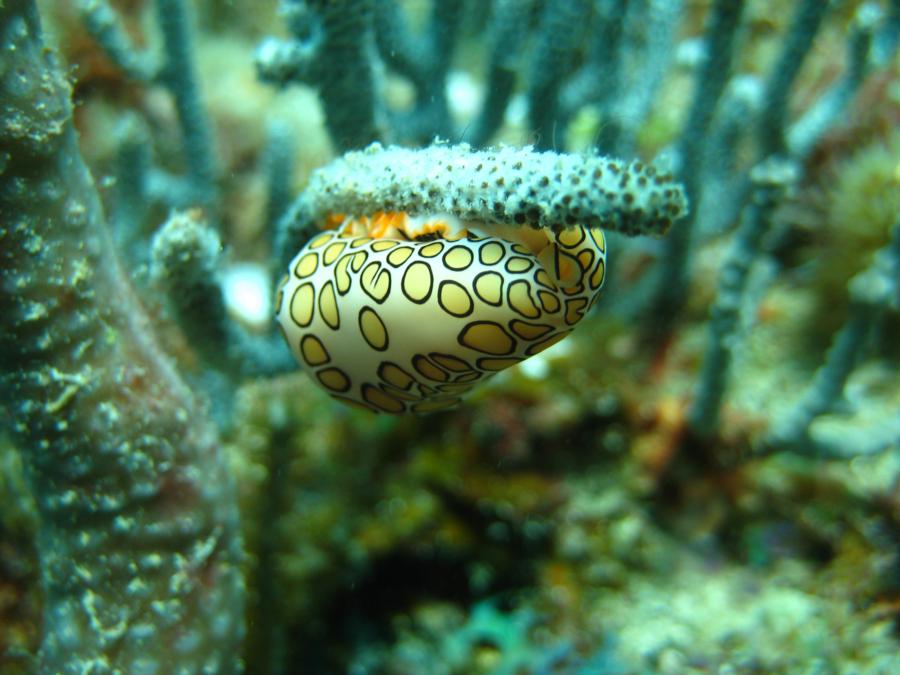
[437,279,474,318]
[400,261,434,304]
[472,270,504,307]
[506,279,541,319]
[318,279,341,330]
[301,334,331,367]
[457,320,517,356]
[316,366,351,393]
[358,305,389,351]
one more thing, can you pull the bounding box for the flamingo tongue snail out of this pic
[276,212,607,413]
[275,143,687,413]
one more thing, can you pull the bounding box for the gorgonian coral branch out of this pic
[0,3,244,670]
[278,142,687,265]
[256,0,381,151]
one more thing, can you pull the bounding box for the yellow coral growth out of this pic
[828,131,900,261]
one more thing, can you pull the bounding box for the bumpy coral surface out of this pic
[288,142,687,237]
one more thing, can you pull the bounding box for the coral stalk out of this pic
[155,0,219,215]
[257,0,381,151]
[151,210,293,377]
[372,0,463,142]
[77,0,160,82]
[527,0,591,150]
[0,3,244,671]
[788,3,881,157]
[467,0,533,147]
[688,158,798,436]
[649,0,746,330]
[766,219,900,453]
[756,0,830,158]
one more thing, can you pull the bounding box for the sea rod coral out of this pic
[0,2,243,672]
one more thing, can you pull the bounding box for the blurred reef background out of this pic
[1,0,900,673]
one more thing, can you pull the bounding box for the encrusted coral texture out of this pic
[0,4,245,671]
[292,142,687,237]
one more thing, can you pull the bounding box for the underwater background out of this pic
[1,0,899,672]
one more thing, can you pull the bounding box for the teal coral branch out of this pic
[526,0,591,150]
[256,0,381,151]
[788,3,881,158]
[648,0,746,332]
[556,0,630,154]
[151,210,293,377]
[687,0,837,437]
[765,219,900,455]
[756,0,830,159]
[155,0,219,216]
[372,0,463,142]
[467,0,534,147]
[688,158,798,436]
[78,0,220,217]
[77,0,160,82]
[585,0,628,155]
[0,2,245,671]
